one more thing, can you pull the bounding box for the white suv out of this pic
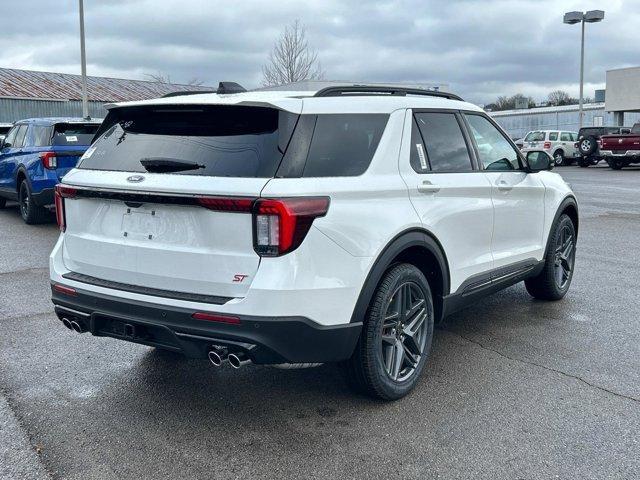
[50,84,578,400]
[521,130,579,166]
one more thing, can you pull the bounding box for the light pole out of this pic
[78,0,89,119]
[563,10,604,128]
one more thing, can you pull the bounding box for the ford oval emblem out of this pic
[127,175,145,183]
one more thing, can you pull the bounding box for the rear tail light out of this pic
[253,197,330,256]
[196,196,254,213]
[40,152,58,169]
[54,184,77,232]
[543,141,551,149]
[574,142,579,148]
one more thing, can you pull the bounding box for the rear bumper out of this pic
[31,187,55,206]
[51,284,362,364]
[600,150,640,157]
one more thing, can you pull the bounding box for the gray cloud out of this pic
[0,0,636,104]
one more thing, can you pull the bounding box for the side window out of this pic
[413,112,473,172]
[560,132,572,142]
[33,126,53,147]
[465,114,523,171]
[302,114,388,177]
[410,118,429,172]
[548,132,558,141]
[2,126,19,148]
[13,125,28,148]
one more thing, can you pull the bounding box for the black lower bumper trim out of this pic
[51,284,362,364]
[31,187,54,206]
[62,271,232,305]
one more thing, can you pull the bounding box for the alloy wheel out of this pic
[554,224,574,289]
[19,183,29,218]
[380,282,429,382]
[554,152,563,166]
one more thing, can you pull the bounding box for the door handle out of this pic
[496,180,513,191]
[417,180,440,194]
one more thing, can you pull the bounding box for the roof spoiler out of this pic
[216,82,247,94]
[314,85,463,101]
[162,90,216,98]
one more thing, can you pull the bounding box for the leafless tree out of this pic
[144,72,204,86]
[262,20,324,87]
[547,90,577,106]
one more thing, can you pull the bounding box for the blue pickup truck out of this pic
[0,118,101,223]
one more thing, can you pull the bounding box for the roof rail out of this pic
[314,85,463,101]
[162,90,216,98]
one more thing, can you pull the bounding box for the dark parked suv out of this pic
[576,126,630,167]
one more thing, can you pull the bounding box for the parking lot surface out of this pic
[1,165,639,480]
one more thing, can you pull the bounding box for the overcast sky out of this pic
[1,0,637,104]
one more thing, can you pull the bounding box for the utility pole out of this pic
[79,0,89,119]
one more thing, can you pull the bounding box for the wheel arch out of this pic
[544,195,579,258]
[349,228,451,325]
[14,166,30,192]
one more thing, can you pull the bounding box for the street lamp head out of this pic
[584,10,605,23]
[563,11,583,24]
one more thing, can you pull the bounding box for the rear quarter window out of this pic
[301,114,388,177]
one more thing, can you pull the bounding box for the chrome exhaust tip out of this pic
[208,349,225,367]
[228,353,251,369]
[61,318,73,330]
[70,320,85,333]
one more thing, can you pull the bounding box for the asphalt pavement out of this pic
[1,165,639,479]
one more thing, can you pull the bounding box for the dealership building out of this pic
[491,66,640,139]
[0,68,212,123]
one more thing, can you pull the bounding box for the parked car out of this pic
[575,126,630,167]
[50,84,578,400]
[521,130,579,166]
[600,122,640,169]
[512,137,524,149]
[0,118,101,223]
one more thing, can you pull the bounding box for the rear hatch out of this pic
[523,131,545,149]
[59,105,298,299]
[51,122,101,179]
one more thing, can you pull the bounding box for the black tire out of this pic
[19,180,50,224]
[525,214,576,301]
[608,158,623,170]
[553,150,565,166]
[345,263,434,400]
[578,157,590,168]
[578,136,597,156]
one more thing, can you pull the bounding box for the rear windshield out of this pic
[525,131,545,141]
[53,123,100,146]
[79,106,295,177]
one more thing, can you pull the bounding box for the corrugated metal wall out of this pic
[491,106,640,139]
[0,99,107,122]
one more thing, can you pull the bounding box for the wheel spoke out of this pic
[391,340,404,380]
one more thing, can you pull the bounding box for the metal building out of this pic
[490,103,640,140]
[0,68,213,123]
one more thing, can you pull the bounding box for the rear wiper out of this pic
[140,157,205,173]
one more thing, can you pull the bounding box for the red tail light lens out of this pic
[543,141,551,149]
[196,196,254,213]
[54,184,77,232]
[253,197,330,256]
[40,152,58,169]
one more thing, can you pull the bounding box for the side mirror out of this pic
[526,150,554,172]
